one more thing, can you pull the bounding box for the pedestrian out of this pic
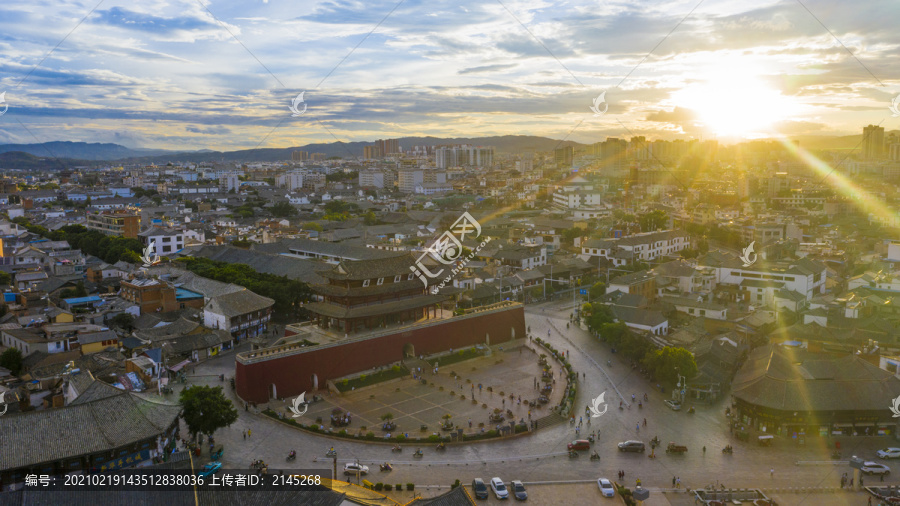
[849,478,853,488]
[770,468,774,478]
[243,430,246,440]
[869,496,873,506]
[840,477,845,489]
[676,477,681,488]
[643,418,647,427]
[469,419,472,428]
[702,446,706,454]
[672,476,676,487]
[248,429,251,438]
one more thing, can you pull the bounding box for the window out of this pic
[394,275,402,282]
[162,237,171,242]
[362,279,370,287]
[162,245,172,253]
[408,273,414,280]
[377,278,384,285]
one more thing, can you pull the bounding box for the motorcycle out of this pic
[722,446,733,454]
[391,446,402,453]
[568,451,578,459]
[413,450,424,458]
[590,451,600,461]
[436,444,446,451]
[687,406,695,414]
[638,402,642,409]
[643,393,648,402]
[326,449,337,457]
[380,463,393,472]
[587,435,594,443]
[286,452,296,461]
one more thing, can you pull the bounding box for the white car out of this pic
[598,478,615,497]
[664,399,682,411]
[878,448,900,459]
[861,462,891,475]
[343,463,369,476]
[490,477,509,499]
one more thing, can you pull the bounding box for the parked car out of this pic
[617,440,645,453]
[472,478,489,499]
[510,480,527,501]
[664,399,682,411]
[343,463,369,476]
[490,477,509,499]
[567,439,591,451]
[197,462,221,478]
[878,448,900,459]
[598,478,615,497]
[862,462,891,475]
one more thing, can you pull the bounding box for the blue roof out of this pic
[63,295,103,305]
[143,348,162,364]
[175,288,203,300]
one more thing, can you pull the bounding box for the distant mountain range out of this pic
[0,132,894,170]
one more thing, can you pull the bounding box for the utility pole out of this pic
[332,454,337,484]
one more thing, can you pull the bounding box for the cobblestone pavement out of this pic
[174,301,899,496]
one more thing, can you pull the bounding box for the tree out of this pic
[363,211,378,226]
[270,201,298,218]
[0,348,23,376]
[644,347,697,385]
[179,385,239,438]
[108,313,135,332]
[638,210,668,232]
[0,271,10,285]
[302,222,323,232]
[588,281,606,300]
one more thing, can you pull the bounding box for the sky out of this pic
[0,0,897,151]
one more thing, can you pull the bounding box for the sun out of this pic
[672,66,797,138]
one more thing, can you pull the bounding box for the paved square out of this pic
[276,344,567,440]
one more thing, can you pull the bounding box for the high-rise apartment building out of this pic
[276,172,304,191]
[310,153,327,162]
[554,146,574,168]
[863,125,885,160]
[376,139,400,156]
[291,151,308,162]
[397,169,424,193]
[434,145,494,169]
[363,145,382,159]
[219,173,241,192]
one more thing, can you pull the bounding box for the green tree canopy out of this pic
[270,201,298,218]
[588,281,606,300]
[0,348,23,376]
[179,385,239,438]
[108,313,135,332]
[638,210,668,232]
[644,347,697,385]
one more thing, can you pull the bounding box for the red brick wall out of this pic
[236,306,525,404]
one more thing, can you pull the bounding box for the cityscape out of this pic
[0,0,899,505]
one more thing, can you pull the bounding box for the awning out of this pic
[168,359,191,372]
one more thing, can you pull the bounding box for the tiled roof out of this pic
[305,294,445,319]
[409,485,475,505]
[610,304,667,327]
[205,290,274,317]
[733,344,900,412]
[77,329,119,345]
[0,390,181,470]
[134,317,201,342]
[321,253,420,281]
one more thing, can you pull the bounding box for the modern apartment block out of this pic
[85,211,141,239]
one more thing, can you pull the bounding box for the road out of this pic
[177,300,895,501]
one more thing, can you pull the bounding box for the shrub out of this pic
[427,434,442,443]
[392,365,402,372]
[407,483,415,491]
[309,424,320,432]
[342,379,349,385]
[482,403,487,408]
[359,426,367,431]
[384,484,392,491]
[374,482,383,491]
[396,434,406,442]
[365,432,375,440]
[360,374,367,381]
[396,483,402,491]
[338,429,347,436]
[439,386,444,391]
[451,479,461,489]
[486,430,498,437]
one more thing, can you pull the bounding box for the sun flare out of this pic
[672,67,798,138]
